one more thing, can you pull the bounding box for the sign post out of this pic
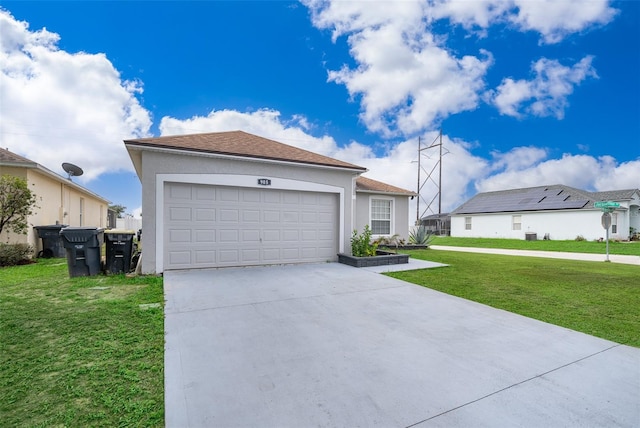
[594,201,620,262]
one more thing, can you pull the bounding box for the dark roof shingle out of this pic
[356,176,416,195]
[452,184,640,215]
[125,131,366,171]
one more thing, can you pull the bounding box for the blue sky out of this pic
[1,1,638,222]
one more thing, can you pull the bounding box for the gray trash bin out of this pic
[34,224,68,258]
[60,227,104,277]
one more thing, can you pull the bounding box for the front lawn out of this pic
[389,250,640,348]
[430,236,640,256]
[0,259,164,427]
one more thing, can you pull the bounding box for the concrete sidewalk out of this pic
[164,263,639,427]
[431,245,640,265]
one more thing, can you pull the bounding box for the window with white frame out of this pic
[612,213,618,234]
[371,198,392,235]
[512,215,522,230]
[465,216,472,230]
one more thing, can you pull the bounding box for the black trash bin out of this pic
[34,224,68,258]
[59,227,104,277]
[104,230,135,274]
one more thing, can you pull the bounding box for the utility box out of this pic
[104,230,136,274]
[34,224,68,258]
[60,227,104,277]
[525,232,537,241]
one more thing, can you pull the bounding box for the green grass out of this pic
[0,258,164,427]
[430,236,640,256]
[389,250,640,347]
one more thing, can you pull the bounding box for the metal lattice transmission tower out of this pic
[415,130,448,225]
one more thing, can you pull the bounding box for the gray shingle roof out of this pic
[0,148,37,166]
[451,184,640,215]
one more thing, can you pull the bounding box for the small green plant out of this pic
[575,235,586,241]
[351,225,378,257]
[409,226,434,245]
[0,243,33,267]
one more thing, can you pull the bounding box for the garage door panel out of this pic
[195,186,216,200]
[170,229,191,242]
[264,192,281,204]
[243,210,260,222]
[170,207,192,221]
[219,209,239,222]
[195,230,216,242]
[263,248,281,261]
[220,230,239,242]
[170,183,192,199]
[241,249,260,262]
[195,208,215,221]
[219,188,239,201]
[263,211,280,222]
[195,250,216,264]
[165,183,338,270]
[219,250,240,263]
[242,230,260,242]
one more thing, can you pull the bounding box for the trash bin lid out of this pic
[104,229,136,234]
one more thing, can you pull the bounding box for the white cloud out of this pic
[510,0,618,44]
[303,1,613,136]
[430,0,618,44]
[304,0,493,136]
[489,56,597,119]
[0,9,151,182]
[476,151,639,195]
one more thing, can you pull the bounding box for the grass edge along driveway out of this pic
[0,258,164,427]
[390,249,639,348]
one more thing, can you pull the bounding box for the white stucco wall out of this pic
[138,149,360,274]
[451,208,629,241]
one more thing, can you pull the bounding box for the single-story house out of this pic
[124,130,415,274]
[0,148,110,250]
[450,184,640,241]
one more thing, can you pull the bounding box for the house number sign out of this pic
[257,178,271,186]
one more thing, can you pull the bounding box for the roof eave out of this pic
[124,143,368,173]
[356,189,417,197]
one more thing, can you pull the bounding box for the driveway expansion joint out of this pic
[404,344,623,427]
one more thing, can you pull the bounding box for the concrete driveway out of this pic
[164,262,639,427]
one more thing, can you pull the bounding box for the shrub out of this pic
[575,235,586,241]
[409,226,434,245]
[351,225,378,257]
[0,243,33,267]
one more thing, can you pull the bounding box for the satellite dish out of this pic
[62,162,84,180]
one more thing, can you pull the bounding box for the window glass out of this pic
[371,199,391,235]
[512,215,522,230]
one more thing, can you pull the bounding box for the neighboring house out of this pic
[354,176,415,240]
[0,148,110,251]
[450,184,640,241]
[124,130,415,274]
[420,213,451,236]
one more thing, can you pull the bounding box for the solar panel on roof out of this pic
[455,187,591,214]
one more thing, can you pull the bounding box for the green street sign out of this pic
[594,201,620,209]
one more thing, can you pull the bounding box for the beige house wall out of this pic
[0,166,108,251]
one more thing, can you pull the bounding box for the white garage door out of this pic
[164,182,339,270]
